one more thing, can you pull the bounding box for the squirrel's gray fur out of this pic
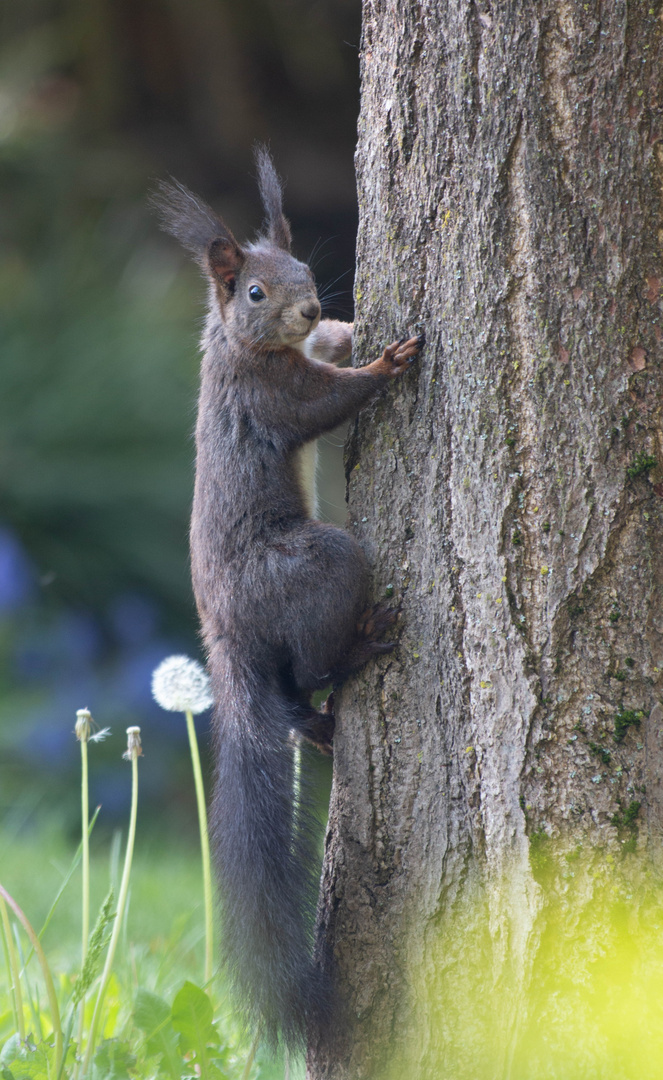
[152,146,424,1051]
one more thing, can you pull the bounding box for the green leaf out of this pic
[170,981,218,1065]
[0,1038,20,1069]
[90,1040,135,1080]
[133,989,181,1080]
[202,1066,230,1080]
[0,1041,50,1080]
[208,1059,232,1080]
[71,888,115,1006]
[134,987,170,1033]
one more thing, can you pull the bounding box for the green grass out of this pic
[0,665,324,1080]
[0,825,201,988]
[0,822,296,1079]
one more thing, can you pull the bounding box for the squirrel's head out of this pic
[151,147,321,349]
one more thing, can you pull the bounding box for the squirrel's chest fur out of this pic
[190,343,311,613]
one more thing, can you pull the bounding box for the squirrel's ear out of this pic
[255,145,292,252]
[207,237,245,298]
[151,178,244,271]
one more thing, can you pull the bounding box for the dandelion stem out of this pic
[81,736,90,963]
[83,734,140,1073]
[185,709,214,985]
[78,733,90,1046]
[0,885,61,1071]
[0,896,24,1040]
[151,658,214,983]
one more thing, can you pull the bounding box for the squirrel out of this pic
[152,148,424,1051]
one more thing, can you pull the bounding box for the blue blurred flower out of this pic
[108,592,158,647]
[0,527,35,611]
[14,610,102,683]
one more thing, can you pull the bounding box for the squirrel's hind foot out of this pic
[330,603,398,684]
[356,602,398,641]
[295,704,335,755]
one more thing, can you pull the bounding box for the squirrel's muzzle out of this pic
[299,299,321,324]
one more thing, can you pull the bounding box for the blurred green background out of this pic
[0,0,360,836]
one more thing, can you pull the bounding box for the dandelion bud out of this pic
[123,726,143,761]
[75,708,93,742]
[151,655,214,714]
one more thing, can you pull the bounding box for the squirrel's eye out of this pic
[248,285,266,302]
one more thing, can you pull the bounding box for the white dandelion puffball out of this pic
[152,655,214,714]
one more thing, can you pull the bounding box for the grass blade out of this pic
[15,805,102,988]
[0,883,63,1074]
[13,924,42,1039]
[0,896,23,1039]
[38,806,101,945]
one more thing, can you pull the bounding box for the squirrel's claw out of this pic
[387,331,425,371]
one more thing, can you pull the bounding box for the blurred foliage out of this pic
[0,0,358,824]
[383,848,663,1080]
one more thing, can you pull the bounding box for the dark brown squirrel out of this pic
[152,148,424,1051]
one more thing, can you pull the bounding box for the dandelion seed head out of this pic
[151,655,213,714]
[75,708,111,743]
[123,726,143,760]
[75,708,92,741]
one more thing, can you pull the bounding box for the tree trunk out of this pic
[308,3,663,1077]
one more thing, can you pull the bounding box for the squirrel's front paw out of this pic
[380,331,425,377]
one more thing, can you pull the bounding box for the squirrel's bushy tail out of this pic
[208,644,331,1051]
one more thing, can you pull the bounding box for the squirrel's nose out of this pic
[300,300,321,323]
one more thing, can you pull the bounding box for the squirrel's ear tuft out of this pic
[254,145,292,253]
[150,178,244,270]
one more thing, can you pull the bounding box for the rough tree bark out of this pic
[308,3,663,1078]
